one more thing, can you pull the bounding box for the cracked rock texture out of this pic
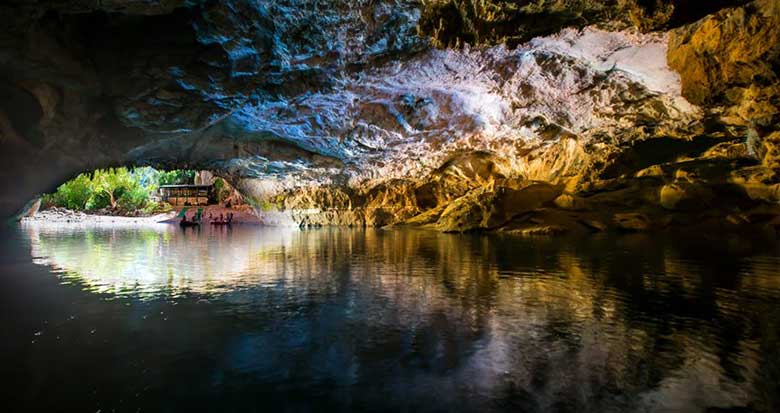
[1,0,778,234]
[417,0,752,47]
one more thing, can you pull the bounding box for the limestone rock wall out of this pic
[1,0,778,234]
[417,0,751,47]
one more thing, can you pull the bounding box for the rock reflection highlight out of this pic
[12,224,780,412]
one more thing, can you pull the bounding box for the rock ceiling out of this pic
[0,0,778,233]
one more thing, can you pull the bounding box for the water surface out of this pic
[2,223,779,412]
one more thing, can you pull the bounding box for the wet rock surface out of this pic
[1,0,778,234]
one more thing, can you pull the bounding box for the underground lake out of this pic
[1,223,779,411]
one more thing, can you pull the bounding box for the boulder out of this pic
[580,219,608,232]
[613,213,651,231]
[554,194,589,211]
[668,0,780,126]
[659,182,714,210]
[435,182,561,232]
[762,132,780,171]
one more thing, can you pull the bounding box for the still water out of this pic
[2,222,779,412]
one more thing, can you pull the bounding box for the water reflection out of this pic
[25,222,297,297]
[7,223,780,412]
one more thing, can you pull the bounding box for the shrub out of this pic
[85,191,112,210]
[92,168,137,209]
[117,185,150,211]
[158,170,196,186]
[258,199,281,212]
[44,167,199,213]
[53,173,94,210]
[41,193,59,209]
[139,201,171,216]
[213,178,233,203]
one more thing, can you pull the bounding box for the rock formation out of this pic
[1,0,778,234]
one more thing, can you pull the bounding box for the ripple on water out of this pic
[3,223,780,412]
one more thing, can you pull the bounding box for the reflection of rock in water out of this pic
[16,224,780,411]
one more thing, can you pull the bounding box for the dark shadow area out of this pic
[600,136,736,179]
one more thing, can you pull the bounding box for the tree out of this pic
[47,173,93,210]
[44,167,196,213]
[91,167,135,209]
[158,170,196,186]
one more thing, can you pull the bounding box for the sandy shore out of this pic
[21,208,176,225]
[22,205,262,225]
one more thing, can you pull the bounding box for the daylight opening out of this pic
[29,167,257,225]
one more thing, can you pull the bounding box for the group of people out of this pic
[180,209,234,227]
[179,210,201,226]
[207,212,234,224]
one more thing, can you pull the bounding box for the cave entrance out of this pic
[27,167,247,222]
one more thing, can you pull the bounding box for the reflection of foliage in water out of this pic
[26,223,294,298]
[20,224,780,411]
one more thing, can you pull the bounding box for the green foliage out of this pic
[146,202,173,215]
[131,167,162,188]
[50,173,94,210]
[85,191,111,210]
[158,170,196,186]
[40,193,57,209]
[92,168,137,208]
[43,167,197,214]
[213,178,232,203]
[257,198,281,212]
[117,185,151,210]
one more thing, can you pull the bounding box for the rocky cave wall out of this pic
[1,0,778,234]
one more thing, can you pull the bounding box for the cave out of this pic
[1,0,779,411]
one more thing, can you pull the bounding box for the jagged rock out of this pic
[435,182,561,232]
[659,182,713,210]
[554,193,588,210]
[433,185,496,233]
[4,11,700,217]
[580,218,608,232]
[0,0,777,236]
[702,141,751,160]
[13,196,41,220]
[729,167,780,203]
[668,0,780,127]
[762,132,780,171]
[418,0,749,48]
[613,212,651,231]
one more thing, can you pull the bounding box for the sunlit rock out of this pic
[1,0,778,234]
[668,0,779,126]
[553,193,588,211]
[417,0,750,48]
